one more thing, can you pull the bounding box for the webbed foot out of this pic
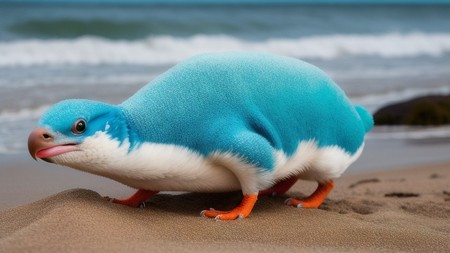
[103,189,158,208]
[200,194,257,220]
[285,180,334,209]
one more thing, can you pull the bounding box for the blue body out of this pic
[120,52,372,170]
[40,52,372,172]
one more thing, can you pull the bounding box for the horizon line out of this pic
[2,0,450,5]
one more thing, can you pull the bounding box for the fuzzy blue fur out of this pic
[39,52,373,171]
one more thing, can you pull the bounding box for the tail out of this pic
[354,105,374,133]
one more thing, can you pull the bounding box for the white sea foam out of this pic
[0,105,50,122]
[0,106,51,154]
[1,32,450,67]
[368,126,450,140]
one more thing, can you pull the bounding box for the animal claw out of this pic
[214,215,221,221]
[139,202,146,209]
[200,210,206,217]
[103,196,115,203]
[284,198,293,205]
[237,214,244,219]
[285,198,304,208]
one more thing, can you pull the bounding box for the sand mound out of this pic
[1,164,449,253]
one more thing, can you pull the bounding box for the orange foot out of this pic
[285,180,334,208]
[200,194,258,220]
[259,177,298,197]
[104,189,158,208]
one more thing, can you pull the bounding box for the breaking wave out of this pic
[1,32,450,67]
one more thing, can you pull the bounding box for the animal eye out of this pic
[72,119,87,134]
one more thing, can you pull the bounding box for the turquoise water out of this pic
[0,4,449,155]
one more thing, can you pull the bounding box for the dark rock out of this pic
[374,95,450,126]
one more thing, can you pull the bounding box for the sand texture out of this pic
[1,163,449,253]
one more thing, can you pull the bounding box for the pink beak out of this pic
[28,128,79,160]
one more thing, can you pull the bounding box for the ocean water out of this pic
[1,4,450,156]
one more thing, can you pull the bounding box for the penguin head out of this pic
[28,99,130,163]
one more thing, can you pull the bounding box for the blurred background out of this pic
[1,0,449,209]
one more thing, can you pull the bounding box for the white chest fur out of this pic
[51,132,363,193]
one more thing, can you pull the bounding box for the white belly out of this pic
[52,132,363,192]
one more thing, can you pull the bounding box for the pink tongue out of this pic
[36,145,79,159]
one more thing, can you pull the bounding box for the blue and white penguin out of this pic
[28,52,373,220]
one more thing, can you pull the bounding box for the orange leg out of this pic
[285,180,334,208]
[259,177,298,196]
[201,194,258,220]
[104,189,158,208]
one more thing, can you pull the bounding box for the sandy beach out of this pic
[1,2,450,253]
[1,162,449,253]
